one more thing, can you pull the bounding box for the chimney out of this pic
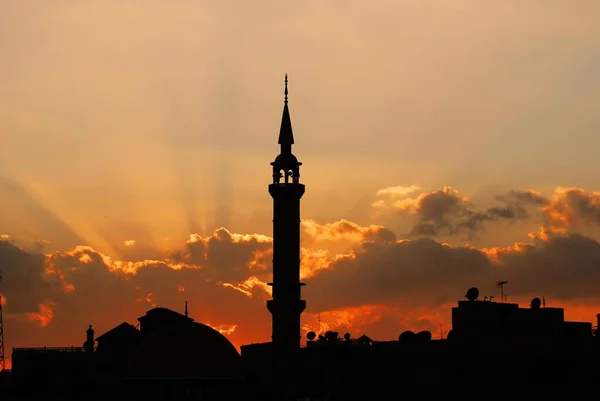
[84,325,95,353]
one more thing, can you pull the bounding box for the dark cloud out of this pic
[500,190,548,206]
[405,187,529,238]
[306,237,491,310]
[306,232,600,312]
[0,239,53,314]
[489,233,600,299]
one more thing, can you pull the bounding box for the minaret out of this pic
[83,325,95,353]
[267,75,306,357]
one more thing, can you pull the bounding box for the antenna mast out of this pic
[497,281,508,303]
[0,270,5,371]
[317,313,322,334]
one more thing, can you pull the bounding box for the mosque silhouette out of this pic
[2,77,600,400]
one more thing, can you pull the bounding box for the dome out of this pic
[128,321,241,377]
[273,153,299,167]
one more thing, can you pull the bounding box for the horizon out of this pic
[1,0,600,370]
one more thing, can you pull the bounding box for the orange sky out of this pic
[1,1,600,370]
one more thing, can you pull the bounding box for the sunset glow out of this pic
[1,0,600,372]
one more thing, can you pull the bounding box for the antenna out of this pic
[317,313,322,334]
[497,281,508,303]
[0,269,5,372]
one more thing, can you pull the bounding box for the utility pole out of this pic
[497,281,508,304]
[0,270,5,372]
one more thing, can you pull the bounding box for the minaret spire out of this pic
[184,300,188,318]
[284,74,288,105]
[278,75,294,153]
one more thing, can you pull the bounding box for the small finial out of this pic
[184,300,188,317]
[284,74,288,104]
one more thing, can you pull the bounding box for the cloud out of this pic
[306,236,491,311]
[302,218,396,243]
[372,185,600,241]
[537,187,600,229]
[374,186,529,237]
[501,187,600,236]
[3,200,600,362]
[25,301,55,328]
[168,228,273,283]
[34,239,51,249]
[306,229,600,315]
[375,185,421,197]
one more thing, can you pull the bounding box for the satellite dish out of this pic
[466,287,479,301]
[416,331,432,341]
[398,331,416,342]
[530,297,542,309]
[306,331,316,341]
[343,332,351,341]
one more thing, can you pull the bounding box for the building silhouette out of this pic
[2,77,600,400]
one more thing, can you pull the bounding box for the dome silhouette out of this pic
[274,153,299,167]
[128,321,241,377]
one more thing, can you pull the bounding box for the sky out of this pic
[1,0,600,369]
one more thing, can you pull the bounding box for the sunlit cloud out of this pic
[222,276,271,298]
[302,219,394,243]
[207,323,237,336]
[25,301,55,327]
[376,185,421,197]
